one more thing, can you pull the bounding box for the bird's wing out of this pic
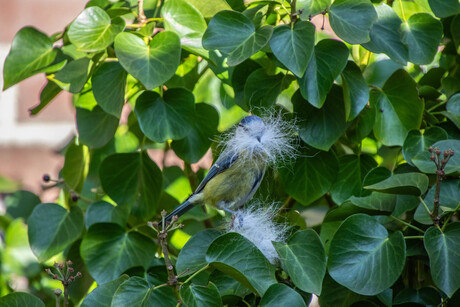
[194,152,238,194]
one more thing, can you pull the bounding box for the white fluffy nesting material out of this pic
[226,206,288,265]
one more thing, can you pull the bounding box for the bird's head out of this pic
[236,115,266,144]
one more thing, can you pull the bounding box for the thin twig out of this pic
[182,264,210,285]
[404,236,424,239]
[137,0,147,24]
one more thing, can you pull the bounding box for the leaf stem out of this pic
[182,264,210,285]
[404,236,424,239]
[398,0,406,21]
[389,215,425,234]
[137,0,147,24]
[441,202,460,232]
[418,196,432,216]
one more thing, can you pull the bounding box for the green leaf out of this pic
[412,140,460,174]
[294,86,347,151]
[99,152,162,219]
[209,270,250,298]
[202,11,273,66]
[187,0,232,18]
[362,4,408,65]
[269,21,315,77]
[401,13,443,65]
[273,230,326,295]
[176,229,222,276]
[279,147,338,206]
[424,222,460,297]
[114,31,181,90]
[260,283,307,307]
[28,203,84,262]
[346,192,397,213]
[62,142,89,192]
[76,106,119,148]
[393,287,441,306]
[80,224,156,284]
[364,172,429,196]
[206,232,277,296]
[371,69,423,146]
[414,179,460,225]
[92,62,127,118]
[444,93,460,130]
[135,89,195,142]
[3,27,57,90]
[298,0,331,19]
[244,69,294,109]
[180,282,223,307]
[171,103,219,163]
[341,61,370,121]
[0,292,45,307]
[5,190,40,220]
[318,274,364,307]
[162,0,208,57]
[330,154,377,204]
[68,7,125,52]
[402,127,448,166]
[53,58,90,93]
[328,214,406,295]
[112,276,176,306]
[30,80,62,115]
[452,15,460,53]
[298,39,349,108]
[84,201,127,229]
[428,0,460,18]
[328,0,377,44]
[81,275,129,307]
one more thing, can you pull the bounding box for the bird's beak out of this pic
[256,135,261,142]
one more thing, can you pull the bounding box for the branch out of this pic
[137,0,147,25]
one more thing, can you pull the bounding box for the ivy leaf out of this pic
[171,103,219,163]
[180,282,223,307]
[341,61,370,121]
[0,292,45,307]
[371,69,423,146]
[68,7,125,52]
[202,11,273,66]
[273,230,326,295]
[428,0,460,18]
[279,147,338,206]
[53,58,90,93]
[260,283,307,307]
[206,233,277,296]
[114,31,181,90]
[62,142,89,193]
[80,224,156,284]
[162,0,208,57]
[318,274,364,307]
[135,89,195,143]
[176,229,222,276]
[294,86,347,151]
[30,80,62,115]
[362,4,408,65]
[328,214,406,295]
[269,21,315,77]
[28,203,84,262]
[401,13,443,65]
[364,172,429,196]
[92,62,127,118]
[111,276,176,306]
[402,127,448,166]
[5,190,41,220]
[76,106,119,148]
[424,222,460,297]
[328,0,377,44]
[412,140,460,174]
[298,39,349,108]
[84,201,127,229]
[3,27,57,90]
[99,152,162,219]
[81,275,129,307]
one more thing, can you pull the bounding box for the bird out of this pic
[164,115,272,223]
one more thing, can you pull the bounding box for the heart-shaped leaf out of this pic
[328,214,406,295]
[401,13,443,65]
[341,61,370,121]
[28,203,84,262]
[424,222,460,297]
[135,89,195,143]
[371,69,423,146]
[53,58,90,93]
[206,232,277,296]
[111,276,176,306]
[260,283,307,307]
[269,21,315,77]
[84,201,128,229]
[68,7,125,52]
[3,27,57,90]
[402,127,448,166]
[5,190,41,220]
[92,62,127,118]
[329,0,377,44]
[81,275,129,307]
[180,282,223,307]
[80,223,156,284]
[273,230,326,295]
[0,292,45,307]
[115,31,181,90]
[202,10,273,66]
[428,0,460,18]
[364,172,429,196]
[99,152,162,219]
[298,39,349,108]
[76,106,119,148]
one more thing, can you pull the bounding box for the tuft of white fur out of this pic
[225,205,288,265]
[218,112,297,167]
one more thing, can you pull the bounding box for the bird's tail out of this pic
[164,196,195,224]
